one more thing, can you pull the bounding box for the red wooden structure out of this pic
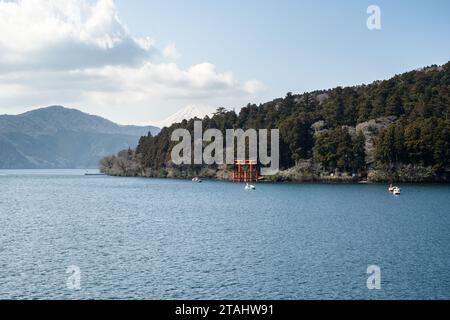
[232,160,259,183]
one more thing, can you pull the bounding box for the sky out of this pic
[0,0,449,125]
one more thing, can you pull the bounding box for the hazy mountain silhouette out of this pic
[0,106,159,169]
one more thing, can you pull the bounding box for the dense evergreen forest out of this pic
[101,61,450,182]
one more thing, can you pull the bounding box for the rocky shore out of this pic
[100,150,448,183]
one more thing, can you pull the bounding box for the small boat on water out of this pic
[192,177,202,183]
[85,172,105,176]
[388,184,401,195]
[245,183,256,191]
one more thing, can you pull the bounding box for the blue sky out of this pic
[0,0,449,124]
[116,0,450,101]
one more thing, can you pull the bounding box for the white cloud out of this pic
[243,80,266,95]
[163,43,181,60]
[77,62,257,105]
[0,83,27,98]
[0,0,153,69]
[0,0,265,124]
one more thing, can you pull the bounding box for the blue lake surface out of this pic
[0,169,449,300]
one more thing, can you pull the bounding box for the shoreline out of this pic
[100,172,450,185]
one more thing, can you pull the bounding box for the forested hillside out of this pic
[101,62,450,182]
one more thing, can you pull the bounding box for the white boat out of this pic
[389,184,402,193]
[192,177,202,183]
[245,183,256,190]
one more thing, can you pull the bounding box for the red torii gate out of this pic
[232,160,259,183]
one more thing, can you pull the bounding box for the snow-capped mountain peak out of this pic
[154,105,213,128]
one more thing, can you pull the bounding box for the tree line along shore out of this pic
[101,62,450,183]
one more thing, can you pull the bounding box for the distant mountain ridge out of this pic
[0,106,159,169]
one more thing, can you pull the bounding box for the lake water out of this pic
[0,169,449,300]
